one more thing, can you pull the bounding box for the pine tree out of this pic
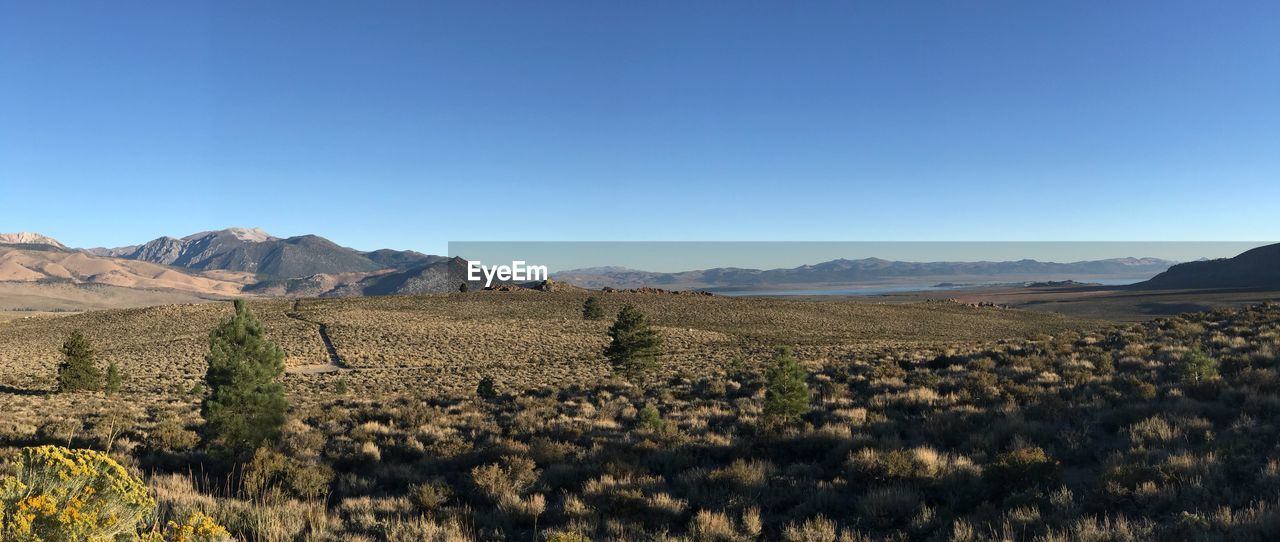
[104,362,122,395]
[201,299,288,456]
[764,347,811,424]
[476,376,498,401]
[1179,349,1219,384]
[582,296,605,320]
[637,404,664,431]
[603,304,661,384]
[57,330,101,392]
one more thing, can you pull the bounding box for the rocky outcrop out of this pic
[601,287,713,296]
[126,237,185,265]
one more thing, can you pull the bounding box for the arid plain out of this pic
[5,289,1280,540]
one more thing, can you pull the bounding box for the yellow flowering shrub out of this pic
[0,445,155,541]
[137,512,231,542]
[0,446,231,542]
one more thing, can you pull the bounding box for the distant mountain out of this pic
[0,227,520,308]
[0,243,247,295]
[361,248,449,270]
[557,257,1179,290]
[356,257,477,296]
[240,270,383,298]
[101,228,435,278]
[0,232,65,248]
[1135,243,1280,290]
[244,257,483,297]
[559,266,644,275]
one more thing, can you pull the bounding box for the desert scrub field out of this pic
[296,292,1090,396]
[0,300,329,393]
[5,294,1280,540]
[0,292,1089,397]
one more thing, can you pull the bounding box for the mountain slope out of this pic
[1136,243,1280,289]
[361,249,448,270]
[115,229,374,277]
[356,257,477,296]
[0,244,248,295]
[242,257,482,297]
[0,232,65,248]
[109,228,439,278]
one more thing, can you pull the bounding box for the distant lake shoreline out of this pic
[715,277,1145,297]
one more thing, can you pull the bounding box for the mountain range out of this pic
[556,257,1178,290]
[2,229,1277,310]
[243,257,479,297]
[0,228,470,303]
[88,227,443,278]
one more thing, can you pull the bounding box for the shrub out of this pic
[146,512,232,542]
[240,446,287,499]
[582,296,605,320]
[241,446,334,501]
[544,530,591,542]
[384,515,474,542]
[1178,350,1219,384]
[201,300,288,457]
[604,305,661,385]
[57,330,101,392]
[858,485,920,528]
[149,417,200,452]
[985,446,1060,495]
[782,514,842,542]
[472,456,538,503]
[764,347,811,424]
[1126,377,1158,400]
[1126,415,1182,448]
[0,445,231,541]
[410,480,453,512]
[473,455,545,526]
[708,458,773,488]
[637,404,664,431]
[105,362,123,395]
[1220,355,1251,379]
[0,445,153,540]
[689,509,737,541]
[384,517,476,542]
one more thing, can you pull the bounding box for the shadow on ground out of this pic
[1134,302,1214,315]
[0,384,49,396]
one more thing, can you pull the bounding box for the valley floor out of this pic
[866,284,1280,322]
[2,292,1280,540]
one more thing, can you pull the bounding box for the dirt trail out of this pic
[285,300,346,374]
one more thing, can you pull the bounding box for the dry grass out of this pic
[6,293,1280,540]
[0,292,1088,398]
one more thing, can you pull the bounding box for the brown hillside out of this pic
[0,245,251,296]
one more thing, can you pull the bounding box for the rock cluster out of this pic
[600,287,713,296]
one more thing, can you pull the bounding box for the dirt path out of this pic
[285,300,347,374]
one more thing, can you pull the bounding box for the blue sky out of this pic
[2,1,1278,255]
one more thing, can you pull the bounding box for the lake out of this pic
[716,277,1147,297]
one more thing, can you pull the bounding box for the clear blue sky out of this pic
[2,1,1278,255]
